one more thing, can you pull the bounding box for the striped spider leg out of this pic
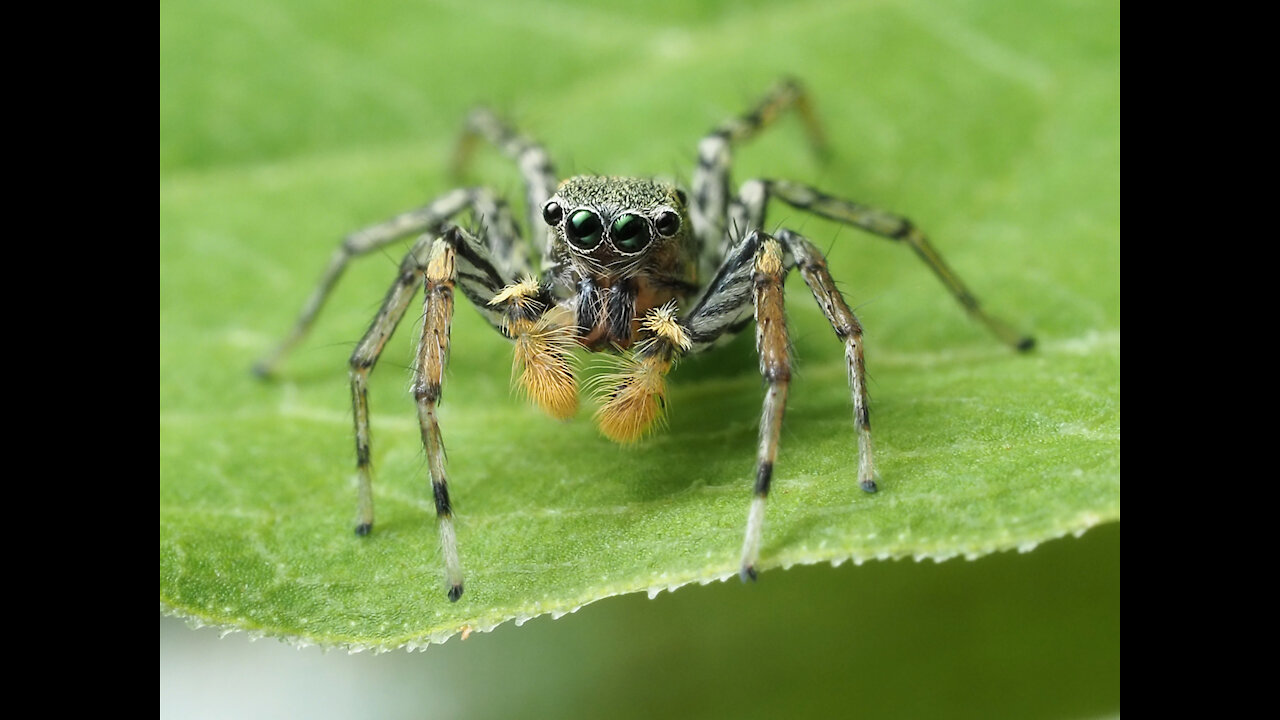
[684,80,1034,580]
[668,229,870,581]
[344,225,533,603]
[254,190,540,603]
[611,226,876,582]
[257,108,573,602]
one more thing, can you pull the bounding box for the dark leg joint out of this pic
[754,461,774,497]
[890,221,915,240]
[739,565,758,583]
[433,481,454,517]
[356,443,370,467]
[448,583,464,602]
[1016,335,1037,352]
[355,522,372,536]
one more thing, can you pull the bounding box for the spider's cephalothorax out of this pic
[543,176,698,352]
[255,78,1034,602]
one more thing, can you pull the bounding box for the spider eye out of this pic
[675,188,688,207]
[542,201,563,226]
[610,213,652,253]
[654,210,681,237]
[566,209,603,249]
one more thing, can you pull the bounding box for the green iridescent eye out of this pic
[610,213,651,253]
[566,209,603,248]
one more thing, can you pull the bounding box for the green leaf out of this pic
[160,0,1119,650]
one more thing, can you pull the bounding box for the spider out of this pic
[254,79,1033,602]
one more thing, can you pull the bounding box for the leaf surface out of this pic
[160,0,1119,649]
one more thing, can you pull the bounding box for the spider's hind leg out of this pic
[452,108,559,263]
[690,78,827,281]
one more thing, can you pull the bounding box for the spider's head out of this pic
[542,176,690,277]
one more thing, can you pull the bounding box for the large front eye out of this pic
[610,213,652,253]
[566,209,603,249]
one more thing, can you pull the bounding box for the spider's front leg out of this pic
[741,231,878,581]
[740,234,792,581]
[685,230,877,581]
[779,229,878,493]
[349,225,519,602]
[412,234,464,602]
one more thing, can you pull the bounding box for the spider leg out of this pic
[348,224,521,602]
[777,229,878,493]
[742,233,793,582]
[691,78,827,282]
[348,235,438,539]
[739,178,1034,351]
[413,232,464,602]
[452,108,559,264]
[254,187,528,377]
[674,231,801,580]
[683,231,765,353]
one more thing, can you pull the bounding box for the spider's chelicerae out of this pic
[255,79,1033,602]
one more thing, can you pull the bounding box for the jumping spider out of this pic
[255,79,1033,602]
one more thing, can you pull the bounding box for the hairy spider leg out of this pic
[740,235,793,582]
[254,188,528,376]
[780,230,878,493]
[679,229,876,579]
[690,77,827,284]
[413,236,463,601]
[348,226,518,601]
[737,177,1035,351]
[453,107,560,265]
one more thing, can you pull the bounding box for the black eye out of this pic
[655,210,681,237]
[566,209,603,248]
[542,201,563,226]
[610,213,652,253]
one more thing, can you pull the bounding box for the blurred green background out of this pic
[160,0,1118,716]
